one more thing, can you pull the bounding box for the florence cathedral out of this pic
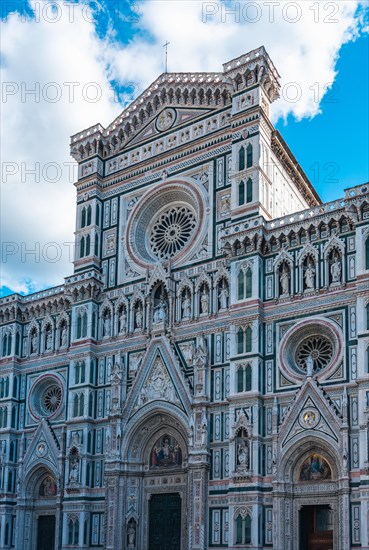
[0,46,369,550]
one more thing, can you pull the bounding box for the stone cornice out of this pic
[70,46,280,163]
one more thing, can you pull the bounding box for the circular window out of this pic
[126,181,206,269]
[149,205,197,259]
[29,375,64,420]
[295,335,333,372]
[42,384,62,414]
[279,318,343,381]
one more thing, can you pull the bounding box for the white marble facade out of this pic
[0,46,369,550]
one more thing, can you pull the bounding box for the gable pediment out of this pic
[128,107,216,149]
[124,336,192,420]
[279,378,343,449]
[23,418,60,473]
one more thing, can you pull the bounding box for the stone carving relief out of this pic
[136,358,178,408]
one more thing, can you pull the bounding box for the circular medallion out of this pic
[299,408,320,429]
[36,442,47,458]
[156,108,176,132]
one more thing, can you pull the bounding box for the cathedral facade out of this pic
[0,46,369,550]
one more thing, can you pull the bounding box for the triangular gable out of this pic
[23,418,61,473]
[128,107,215,149]
[279,378,342,449]
[123,336,192,420]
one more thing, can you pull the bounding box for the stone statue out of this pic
[331,254,342,283]
[189,422,194,447]
[153,295,167,323]
[201,416,208,445]
[304,260,315,289]
[280,266,290,295]
[119,308,127,333]
[69,456,79,484]
[135,305,143,330]
[200,288,209,315]
[237,440,249,469]
[45,330,52,351]
[31,333,38,354]
[127,522,136,547]
[103,315,111,337]
[305,354,314,376]
[182,292,191,319]
[219,286,229,310]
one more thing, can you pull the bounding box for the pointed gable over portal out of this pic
[124,336,192,421]
[278,376,344,450]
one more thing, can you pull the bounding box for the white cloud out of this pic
[0,1,121,294]
[0,0,366,295]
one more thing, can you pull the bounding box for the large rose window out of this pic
[126,181,206,269]
[279,318,343,381]
[42,384,62,414]
[295,335,333,372]
[29,375,64,420]
[149,205,197,259]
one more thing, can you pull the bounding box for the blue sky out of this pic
[276,33,369,202]
[1,0,368,298]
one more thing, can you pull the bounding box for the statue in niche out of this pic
[135,304,143,330]
[103,312,111,337]
[330,252,342,283]
[68,448,80,484]
[280,265,290,295]
[304,259,316,290]
[119,307,127,334]
[153,293,167,323]
[127,520,136,548]
[61,325,68,348]
[45,328,52,351]
[299,454,332,481]
[219,283,229,310]
[237,440,249,468]
[236,428,250,471]
[30,332,38,354]
[201,415,208,445]
[200,286,210,315]
[182,290,192,319]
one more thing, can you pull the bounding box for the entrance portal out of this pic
[300,505,333,550]
[149,493,181,550]
[37,515,56,550]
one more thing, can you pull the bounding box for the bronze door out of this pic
[149,493,181,550]
[37,515,56,550]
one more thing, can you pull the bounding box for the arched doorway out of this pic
[121,411,190,550]
[274,438,349,550]
[16,467,60,550]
